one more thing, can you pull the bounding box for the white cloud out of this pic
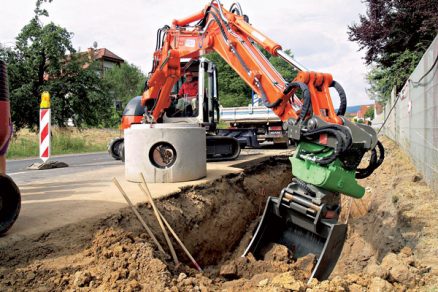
[0,0,372,106]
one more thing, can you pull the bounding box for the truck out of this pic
[218,95,298,148]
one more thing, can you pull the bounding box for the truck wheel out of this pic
[274,142,289,149]
[108,137,124,160]
[0,175,21,235]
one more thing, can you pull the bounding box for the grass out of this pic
[216,121,230,129]
[7,128,121,159]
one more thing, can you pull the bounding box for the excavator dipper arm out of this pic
[141,1,384,282]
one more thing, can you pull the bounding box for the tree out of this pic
[207,53,252,107]
[102,63,146,126]
[348,0,438,104]
[0,0,112,130]
[207,49,297,107]
[103,63,146,106]
[364,106,375,120]
[348,0,438,67]
[367,50,422,103]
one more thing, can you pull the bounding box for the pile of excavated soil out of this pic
[1,139,437,291]
[333,136,438,290]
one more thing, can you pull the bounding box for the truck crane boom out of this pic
[140,1,384,282]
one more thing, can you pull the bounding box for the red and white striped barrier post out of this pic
[39,91,51,163]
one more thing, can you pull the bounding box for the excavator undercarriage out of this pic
[109,134,241,162]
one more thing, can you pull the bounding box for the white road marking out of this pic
[8,171,27,175]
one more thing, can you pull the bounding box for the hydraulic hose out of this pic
[283,82,311,123]
[229,3,243,15]
[355,140,385,179]
[209,0,228,24]
[151,26,170,74]
[302,127,346,165]
[375,140,385,167]
[301,123,353,166]
[292,177,316,196]
[330,80,347,116]
[323,124,353,151]
[0,60,12,156]
[0,60,8,101]
[196,6,212,28]
[263,98,282,108]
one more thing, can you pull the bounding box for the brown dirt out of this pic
[1,139,437,291]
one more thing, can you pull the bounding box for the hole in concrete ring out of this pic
[149,142,177,169]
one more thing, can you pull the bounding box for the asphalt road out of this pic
[7,152,122,184]
[6,143,291,185]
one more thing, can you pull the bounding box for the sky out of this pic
[0,0,373,107]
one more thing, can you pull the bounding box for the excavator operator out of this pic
[176,71,198,112]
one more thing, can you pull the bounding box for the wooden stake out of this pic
[139,173,179,266]
[112,177,166,255]
[138,183,203,272]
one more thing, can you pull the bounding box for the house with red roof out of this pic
[353,105,375,125]
[356,105,370,119]
[43,47,125,81]
[83,48,124,76]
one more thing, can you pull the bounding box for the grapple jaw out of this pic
[243,182,347,282]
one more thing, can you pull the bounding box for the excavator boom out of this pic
[142,1,342,125]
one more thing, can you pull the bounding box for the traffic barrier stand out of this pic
[28,92,68,170]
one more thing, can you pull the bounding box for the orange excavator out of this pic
[136,1,384,281]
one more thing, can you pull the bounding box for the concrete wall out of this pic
[381,34,438,194]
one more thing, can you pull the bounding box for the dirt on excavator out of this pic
[0,137,437,291]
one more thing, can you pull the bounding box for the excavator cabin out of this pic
[162,58,220,130]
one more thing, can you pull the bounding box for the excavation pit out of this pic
[0,141,436,291]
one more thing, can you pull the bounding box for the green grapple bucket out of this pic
[291,142,365,199]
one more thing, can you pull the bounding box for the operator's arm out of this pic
[193,81,198,95]
[177,83,185,97]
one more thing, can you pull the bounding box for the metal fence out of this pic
[377,34,438,194]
